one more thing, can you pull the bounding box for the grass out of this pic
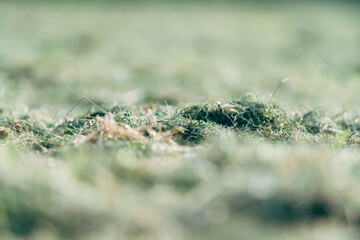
[2,94,359,152]
[0,0,360,239]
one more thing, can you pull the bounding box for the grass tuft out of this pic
[180,96,289,131]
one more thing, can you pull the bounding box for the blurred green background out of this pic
[0,0,359,116]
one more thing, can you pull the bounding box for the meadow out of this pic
[0,1,360,239]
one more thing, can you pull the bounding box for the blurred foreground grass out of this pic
[1,141,360,240]
[0,0,360,239]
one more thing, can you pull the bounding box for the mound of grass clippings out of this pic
[178,96,359,146]
[180,95,290,130]
[1,94,359,152]
[179,95,298,142]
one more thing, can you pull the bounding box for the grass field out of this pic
[0,1,360,239]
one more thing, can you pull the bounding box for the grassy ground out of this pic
[0,1,360,239]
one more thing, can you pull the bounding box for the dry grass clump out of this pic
[88,115,174,144]
[346,132,360,146]
[89,115,147,143]
[0,127,9,139]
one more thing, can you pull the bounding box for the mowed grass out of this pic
[0,1,360,239]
